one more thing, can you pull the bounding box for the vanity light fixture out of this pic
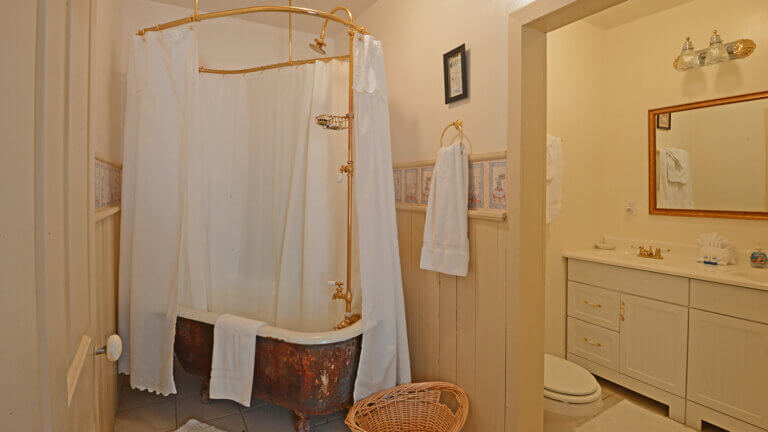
[705,30,730,65]
[673,30,756,71]
[676,37,698,71]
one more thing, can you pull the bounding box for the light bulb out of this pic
[676,37,698,71]
[705,30,730,65]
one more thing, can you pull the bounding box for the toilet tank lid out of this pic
[544,354,599,396]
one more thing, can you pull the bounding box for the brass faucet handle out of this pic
[339,163,354,175]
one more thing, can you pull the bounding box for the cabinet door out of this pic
[619,294,688,397]
[688,309,768,429]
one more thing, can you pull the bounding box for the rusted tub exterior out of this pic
[174,316,362,431]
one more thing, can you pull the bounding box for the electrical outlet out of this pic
[625,201,635,216]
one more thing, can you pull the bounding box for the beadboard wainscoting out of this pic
[94,212,121,432]
[92,154,122,432]
[396,210,508,432]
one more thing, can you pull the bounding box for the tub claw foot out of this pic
[295,414,311,432]
[201,379,211,404]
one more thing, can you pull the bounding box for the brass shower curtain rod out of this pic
[137,2,368,75]
[198,55,349,75]
[136,4,368,36]
[136,2,365,329]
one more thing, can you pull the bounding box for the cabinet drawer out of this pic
[568,282,621,331]
[567,317,619,371]
[568,259,689,305]
[690,280,768,324]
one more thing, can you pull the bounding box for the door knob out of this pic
[94,334,123,362]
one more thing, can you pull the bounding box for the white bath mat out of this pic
[176,419,227,432]
[577,400,694,432]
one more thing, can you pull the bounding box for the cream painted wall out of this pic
[545,20,607,356]
[335,0,524,163]
[546,0,768,356]
[0,2,43,430]
[600,0,768,247]
[92,0,329,162]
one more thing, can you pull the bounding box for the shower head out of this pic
[309,38,327,55]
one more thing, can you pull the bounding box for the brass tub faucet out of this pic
[329,280,361,330]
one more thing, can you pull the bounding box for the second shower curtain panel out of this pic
[181,60,352,332]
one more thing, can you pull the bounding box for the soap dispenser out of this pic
[750,247,768,269]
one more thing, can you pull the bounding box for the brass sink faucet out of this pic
[637,246,666,260]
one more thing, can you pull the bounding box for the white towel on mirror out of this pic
[546,134,563,223]
[657,148,694,209]
[209,314,265,406]
[664,148,689,184]
[420,142,469,276]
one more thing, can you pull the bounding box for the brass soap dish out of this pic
[315,114,350,130]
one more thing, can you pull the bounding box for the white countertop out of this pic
[564,247,768,292]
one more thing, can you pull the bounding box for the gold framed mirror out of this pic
[649,90,768,220]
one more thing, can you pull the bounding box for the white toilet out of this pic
[543,354,603,432]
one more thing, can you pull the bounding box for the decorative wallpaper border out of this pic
[489,161,507,210]
[404,168,419,204]
[95,158,122,211]
[393,153,507,212]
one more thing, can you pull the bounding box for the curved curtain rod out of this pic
[199,54,350,75]
[137,5,369,36]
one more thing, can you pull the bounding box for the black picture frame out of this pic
[443,44,468,104]
[656,112,671,130]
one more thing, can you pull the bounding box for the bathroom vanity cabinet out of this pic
[564,255,768,432]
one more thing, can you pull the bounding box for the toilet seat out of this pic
[544,387,601,404]
[544,355,601,404]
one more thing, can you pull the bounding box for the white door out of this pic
[619,294,688,397]
[25,0,118,430]
[687,309,768,429]
[0,1,46,430]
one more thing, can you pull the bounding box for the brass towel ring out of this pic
[440,119,464,148]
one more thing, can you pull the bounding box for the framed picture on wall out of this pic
[656,112,671,130]
[443,44,468,104]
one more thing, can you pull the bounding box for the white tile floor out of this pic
[114,361,350,432]
[115,370,731,431]
[579,378,727,432]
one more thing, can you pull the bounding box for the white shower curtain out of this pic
[119,29,408,399]
[353,35,412,400]
[179,61,350,331]
[118,28,199,394]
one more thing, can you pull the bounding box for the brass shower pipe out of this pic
[288,0,292,61]
[309,7,354,55]
[136,3,366,330]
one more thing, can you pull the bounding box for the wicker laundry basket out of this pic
[345,382,469,432]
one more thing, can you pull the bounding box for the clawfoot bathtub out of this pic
[174,306,362,432]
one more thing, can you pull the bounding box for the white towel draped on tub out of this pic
[209,314,266,407]
[420,142,470,277]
